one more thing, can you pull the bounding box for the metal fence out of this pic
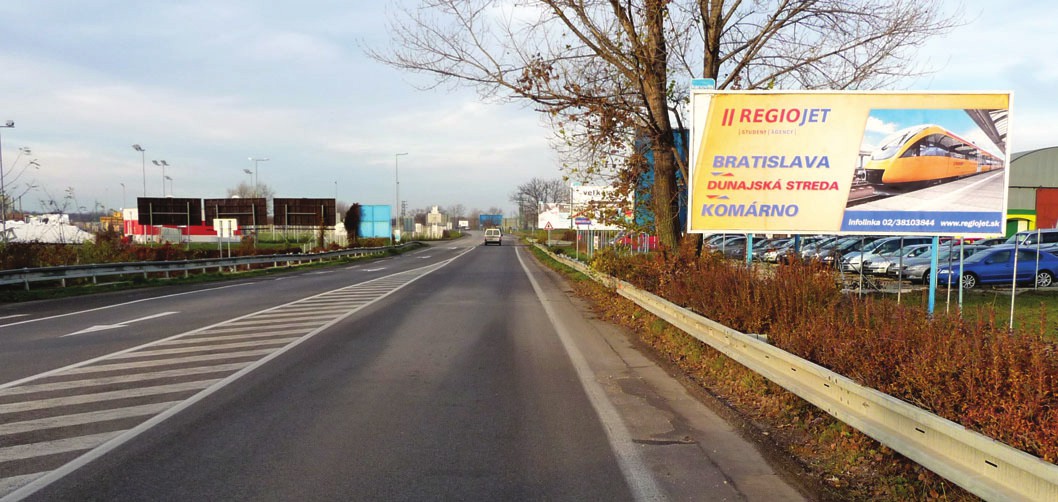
[540,244,1057,502]
[0,244,408,290]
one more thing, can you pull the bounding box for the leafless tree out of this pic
[510,177,568,228]
[226,181,276,201]
[445,203,467,219]
[372,0,957,247]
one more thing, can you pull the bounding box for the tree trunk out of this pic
[643,0,681,248]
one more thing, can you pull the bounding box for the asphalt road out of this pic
[0,233,806,501]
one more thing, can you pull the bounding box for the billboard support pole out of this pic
[745,234,753,265]
[927,236,939,315]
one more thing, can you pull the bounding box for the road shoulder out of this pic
[521,248,811,501]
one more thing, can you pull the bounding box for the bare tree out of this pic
[445,203,467,220]
[511,177,568,228]
[226,181,276,201]
[372,0,957,248]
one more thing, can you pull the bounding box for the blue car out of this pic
[936,247,1058,289]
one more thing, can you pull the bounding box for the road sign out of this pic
[544,222,553,230]
[690,78,716,89]
[575,217,590,226]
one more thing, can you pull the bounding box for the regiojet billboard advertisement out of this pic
[688,91,1010,236]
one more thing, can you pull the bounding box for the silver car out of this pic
[890,245,986,283]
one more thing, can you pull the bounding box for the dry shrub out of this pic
[596,247,1058,464]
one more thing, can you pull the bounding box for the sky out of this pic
[0,0,1055,215]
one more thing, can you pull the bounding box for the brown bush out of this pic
[597,245,1058,464]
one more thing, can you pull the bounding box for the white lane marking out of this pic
[0,472,45,495]
[62,312,179,338]
[0,314,28,321]
[0,432,124,463]
[0,380,220,415]
[515,247,665,502]
[345,265,361,270]
[0,401,182,436]
[0,363,249,397]
[0,283,252,329]
[159,331,302,346]
[109,338,298,359]
[363,267,386,272]
[1,247,480,501]
[308,271,329,275]
[59,349,277,376]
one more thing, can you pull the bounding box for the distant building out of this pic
[1008,146,1058,234]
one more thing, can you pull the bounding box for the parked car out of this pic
[973,237,1009,247]
[818,236,883,266]
[610,232,659,250]
[862,244,933,275]
[890,245,986,283]
[841,236,933,272]
[752,237,792,262]
[762,239,798,263]
[799,235,843,259]
[936,247,1058,289]
[1003,229,1058,247]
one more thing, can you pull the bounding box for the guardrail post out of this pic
[22,268,29,291]
[61,278,66,288]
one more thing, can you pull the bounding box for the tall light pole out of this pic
[152,160,168,196]
[394,152,408,229]
[249,157,269,198]
[1,120,14,241]
[132,144,146,196]
[120,182,126,209]
[165,175,173,197]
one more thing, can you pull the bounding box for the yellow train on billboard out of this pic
[862,124,1003,187]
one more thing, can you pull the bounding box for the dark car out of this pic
[973,237,1009,247]
[936,247,1058,289]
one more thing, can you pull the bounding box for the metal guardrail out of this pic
[540,245,1057,502]
[0,244,411,290]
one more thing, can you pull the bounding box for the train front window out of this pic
[872,129,919,160]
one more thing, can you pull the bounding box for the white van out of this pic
[483,228,502,246]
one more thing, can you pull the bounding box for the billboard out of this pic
[359,205,392,238]
[273,198,336,227]
[538,203,571,230]
[204,198,266,227]
[136,197,202,226]
[688,91,1010,236]
[571,185,631,231]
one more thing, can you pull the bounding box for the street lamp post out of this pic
[120,182,126,209]
[394,152,408,231]
[1,120,15,241]
[165,175,173,197]
[132,144,146,196]
[151,160,168,196]
[249,157,269,198]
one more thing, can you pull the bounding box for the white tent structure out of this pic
[2,214,95,244]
